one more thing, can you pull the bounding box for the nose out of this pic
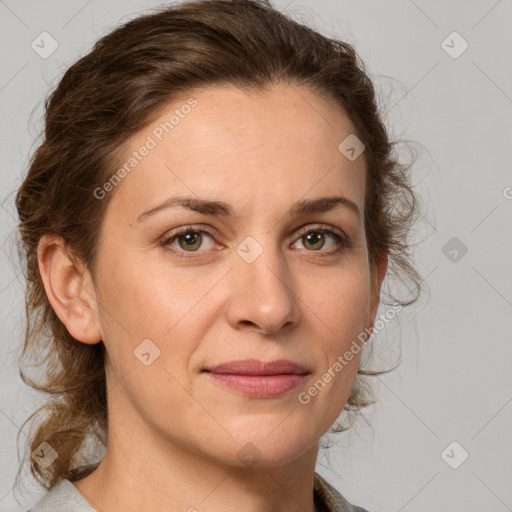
[224,238,301,336]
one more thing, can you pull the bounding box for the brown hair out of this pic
[15,0,425,493]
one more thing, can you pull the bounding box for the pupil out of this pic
[180,232,201,250]
[305,232,324,250]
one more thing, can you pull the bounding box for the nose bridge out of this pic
[227,230,300,333]
[237,232,287,287]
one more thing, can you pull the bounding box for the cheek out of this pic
[96,250,177,333]
[307,262,371,337]
[95,252,218,377]
[299,264,370,414]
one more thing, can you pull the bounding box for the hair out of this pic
[14,0,425,493]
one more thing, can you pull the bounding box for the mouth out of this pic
[202,359,309,398]
[203,359,309,376]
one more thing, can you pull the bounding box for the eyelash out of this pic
[161,224,350,259]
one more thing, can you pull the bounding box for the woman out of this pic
[15,1,422,510]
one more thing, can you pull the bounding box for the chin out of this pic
[208,423,317,469]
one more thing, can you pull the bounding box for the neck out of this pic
[73,399,321,512]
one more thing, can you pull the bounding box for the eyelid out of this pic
[294,223,348,242]
[162,223,348,241]
[163,223,216,237]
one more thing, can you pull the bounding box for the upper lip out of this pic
[203,359,309,376]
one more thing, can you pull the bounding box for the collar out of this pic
[313,472,369,512]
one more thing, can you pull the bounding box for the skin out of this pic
[38,83,388,512]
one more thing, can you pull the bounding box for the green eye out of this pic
[161,224,349,259]
[162,226,216,257]
[293,226,348,256]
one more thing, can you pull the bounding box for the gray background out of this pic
[1,1,511,511]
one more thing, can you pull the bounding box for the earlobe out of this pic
[37,235,102,345]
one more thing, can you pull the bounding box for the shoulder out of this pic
[314,472,372,512]
[27,472,370,512]
[26,479,96,512]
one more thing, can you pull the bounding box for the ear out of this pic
[37,235,102,344]
[368,251,389,329]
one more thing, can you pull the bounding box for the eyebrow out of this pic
[136,195,362,223]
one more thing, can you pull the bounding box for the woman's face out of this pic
[89,83,386,468]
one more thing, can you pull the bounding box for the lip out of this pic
[203,359,309,375]
[202,359,309,398]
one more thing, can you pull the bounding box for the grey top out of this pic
[27,471,370,512]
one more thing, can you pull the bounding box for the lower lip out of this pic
[204,372,306,398]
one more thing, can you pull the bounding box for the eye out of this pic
[292,224,348,256]
[161,223,349,259]
[161,225,216,257]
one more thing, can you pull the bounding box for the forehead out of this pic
[106,83,366,221]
